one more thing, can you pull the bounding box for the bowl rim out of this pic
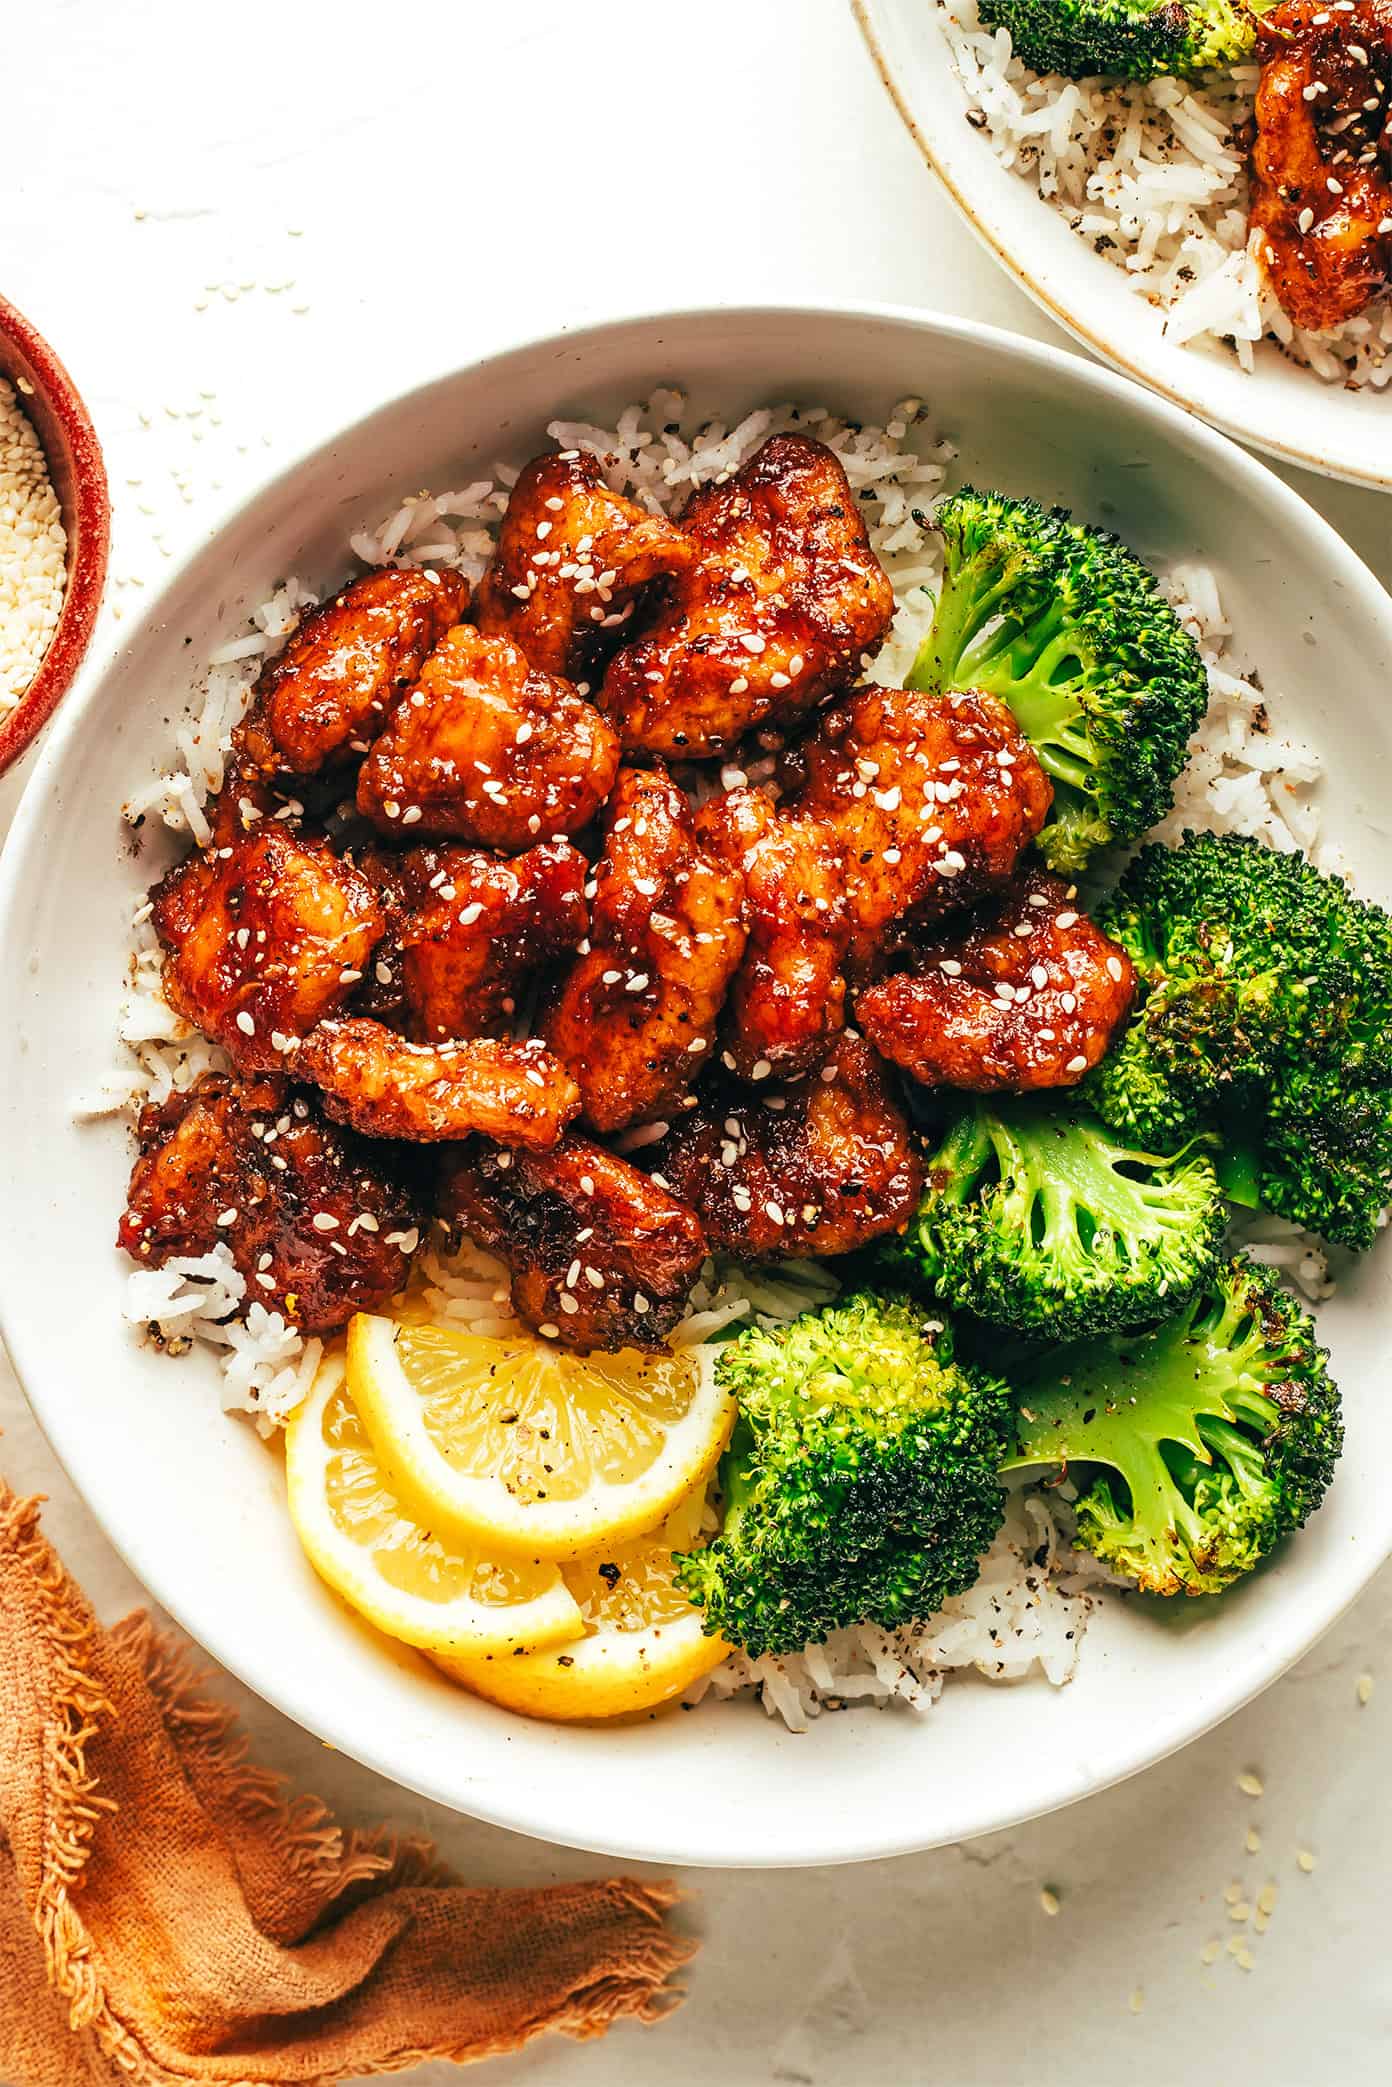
[0,292,111,776]
[850,0,1392,494]
[4,298,1392,1865]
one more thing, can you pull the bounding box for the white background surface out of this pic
[4,2,1391,2080]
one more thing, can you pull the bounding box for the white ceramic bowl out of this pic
[2,305,1391,1869]
[854,0,1392,492]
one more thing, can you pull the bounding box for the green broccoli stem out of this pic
[910,601,1097,797]
[924,1107,995,1214]
[1213,1136,1264,1210]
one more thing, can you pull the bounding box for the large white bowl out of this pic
[2,305,1391,1869]
[854,0,1392,492]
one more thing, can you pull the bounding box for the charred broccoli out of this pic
[886,1096,1227,1339]
[675,1295,1010,1657]
[1090,830,1392,1247]
[976,0,1262,80]
[1005,1256,1343,1596]
[908,489,1208,873]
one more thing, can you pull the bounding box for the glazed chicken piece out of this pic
[1251,0,1392,333]
[297,1019,579,1148]
[152,827,384,1074]
[857,868,1135,1092]
[118,1073,421,1335]
[541,766,747,1133]
[356,626,620,851]
[438,1135,708,1353]
[236,566,469,779]
[601,434,895,759]
[473,449,694,680]
[694,786,850,1081]
[363,840,588,1043]
[659,1033,924,1260]
[783,685,1053,972]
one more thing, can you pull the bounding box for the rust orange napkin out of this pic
[0,1482,693,2086]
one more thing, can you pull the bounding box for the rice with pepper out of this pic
[937,0,1392,389]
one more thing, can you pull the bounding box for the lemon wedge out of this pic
[435,1487,730,1721]
[285,1355,582,1657]
[346,1312,736,1562]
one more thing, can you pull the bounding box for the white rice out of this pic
[107,386,1332,1725]
[690,1489,1100,1728]
[937,0,1392,388]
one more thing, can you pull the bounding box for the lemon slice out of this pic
[346,1312,736,1562]
[435,1488,730,1721]
[285,1356,582,1657]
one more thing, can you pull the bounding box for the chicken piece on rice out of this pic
[437,1135,708,1353]
[235,566,468,779]
[782,684,1053,972]
[694,785,851,1082]
[152,826,384,1075]
[297,1018,579,1149]
[1251,0,1392,334]
[355,626,620,852]
[541,765,748,1134]
[472,449,694,680]
[857,867,1136,1092]
[118,1073,421,1335]
[659,1033,924,1261]
[362,839,588,1044]
[600,434,895,759]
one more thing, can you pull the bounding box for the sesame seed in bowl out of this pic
[0,293,110,777]
[0,377,67,709]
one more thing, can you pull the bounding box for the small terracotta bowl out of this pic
[0,294,110,776]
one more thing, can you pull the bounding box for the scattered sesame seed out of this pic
[1039,1887,1061,1917]
[1129,1988,1144,2016]
[1200,1939,1222,1966]
[1296,1848,1316,1873]
[1237,1770,1264,1799]
[1065,1055,1089,1074]
[1246,1827,1262,1855]
[235,1011,256,1036]
[1358,1671,1375,1705]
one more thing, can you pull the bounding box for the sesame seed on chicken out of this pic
[438,1134,708,1353]
[152,825,385,1075]
[659,1033,924,1261]
[541,765,748,1134]
[356,625,620,852]
[473,448,694,682]
[857,867,1136,1092]
[236,565,469,780]
[781,683,1053,975]
[118,1072,422,1335]
[600,434,895,759]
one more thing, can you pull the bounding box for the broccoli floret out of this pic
[885,1096,1227,1340]
[976,0,1261,80]
[1089,830,1392,1247]
[907,489,1209,873]
[675,1294,1010,1657]
[1005,1256,1343,1596]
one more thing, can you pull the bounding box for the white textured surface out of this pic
[4,0,1391,2079]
